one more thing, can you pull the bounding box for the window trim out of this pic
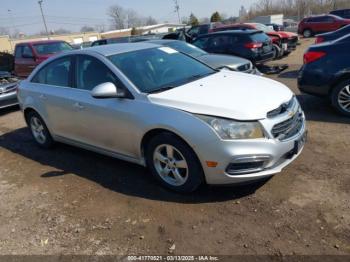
[31,55,74,88]
[73,54,134,99]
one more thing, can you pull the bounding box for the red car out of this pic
[212,23,299,59]
[14,40,73,78]
[298,14,350,38]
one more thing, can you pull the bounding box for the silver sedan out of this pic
[17,43,306,192]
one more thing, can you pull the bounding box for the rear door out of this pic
[30,55,77,139]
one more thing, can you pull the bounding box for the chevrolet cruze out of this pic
[17,43,306,192]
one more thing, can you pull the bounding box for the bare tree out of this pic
[108,4,126,29]
[125,9,142,28]
[145,16,158,26]
[0,27,9,36]
[81,26,95,33]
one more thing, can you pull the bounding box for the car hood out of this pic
[198,54,251,70]
[268,31,298,38]
[148,71,293,120]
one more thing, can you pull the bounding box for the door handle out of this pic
[39,94,47,100]
[73,102,85,110]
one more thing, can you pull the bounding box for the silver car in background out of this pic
[17,43,306,192]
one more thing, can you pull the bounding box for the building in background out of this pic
[252,14,284,25]
[101,23,185,39]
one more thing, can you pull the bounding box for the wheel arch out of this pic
[329,72,350,96]
[140,128,194,160]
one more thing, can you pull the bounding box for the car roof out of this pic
[76,42,162,56]
[200,29,261,37]
[16,40,66,46]
[147,39,181,45]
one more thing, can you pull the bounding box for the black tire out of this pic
[145,132,204,193]
[303,29,313,38]
[26,111,55,148]
[331,79,350,117]
[272,44,282,60]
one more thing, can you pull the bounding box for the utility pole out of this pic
[7,9,14,52]
[38,0,50,39]
[173,0,181,24]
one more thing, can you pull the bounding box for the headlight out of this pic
[196,115,265,140]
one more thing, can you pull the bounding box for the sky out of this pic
[0,0,258,35]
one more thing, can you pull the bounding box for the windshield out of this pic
[165,41,207,58]
[33,42,73,55]
[109,47,215,93]
[254,23,274,33]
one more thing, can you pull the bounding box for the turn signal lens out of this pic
[206,161,218,168]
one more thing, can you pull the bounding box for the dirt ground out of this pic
[0,38,349,256]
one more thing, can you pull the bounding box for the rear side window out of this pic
[76,55,117,91]
[192,37,210,49]
[32,57,72,87]
[206,35,238,53]
[249,33,269,43]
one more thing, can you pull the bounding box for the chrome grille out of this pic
[267,97,296,118]
[271,111,304,140]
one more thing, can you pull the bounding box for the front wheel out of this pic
[331,80,350,117]
[145,133,204,193]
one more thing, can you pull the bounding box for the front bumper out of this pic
[197,103,306,185]
[0,90,18,109]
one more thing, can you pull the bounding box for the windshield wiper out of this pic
[148,86,176,94]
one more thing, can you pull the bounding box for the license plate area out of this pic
[286,131,307,159]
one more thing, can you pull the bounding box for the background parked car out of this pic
[14,40,73,78]
[0,71,18,109]
[147,40,260,75]
[330,9,350,19]
[298,14,350,38]
[265,23,285,32]
[315,24,350,44]
[91,35,165,47]
[298,34,350,116]
[192,30,274,65]
[211,23,299,59]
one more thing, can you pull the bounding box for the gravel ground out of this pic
[0,38,349,256]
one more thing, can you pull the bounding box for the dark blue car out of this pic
[191,30,274,65]
[315,24,350,44]
[298,34,350,116]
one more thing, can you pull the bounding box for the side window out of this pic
[207,35,232,53]
[76,55,116,91]
[32,57,72,87]
[15,46,23,58]
[192,37,209,49]
[188,26,200,36]
[22,45,34,58]
[323,16,334,22]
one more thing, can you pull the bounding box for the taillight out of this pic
[315,36,324,44]
[244,42,263,49]
[303,51,326,64]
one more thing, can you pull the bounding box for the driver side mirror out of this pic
[91,82,127,99]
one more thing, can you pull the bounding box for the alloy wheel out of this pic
[338,85,350,113]
[153,144,189,186]
[30,116,46,144]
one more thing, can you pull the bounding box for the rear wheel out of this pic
[303,29,313,38]
[27,111,54,148]
[272,44,282,60]
[145,133,204,193]
[331,79,350,117]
